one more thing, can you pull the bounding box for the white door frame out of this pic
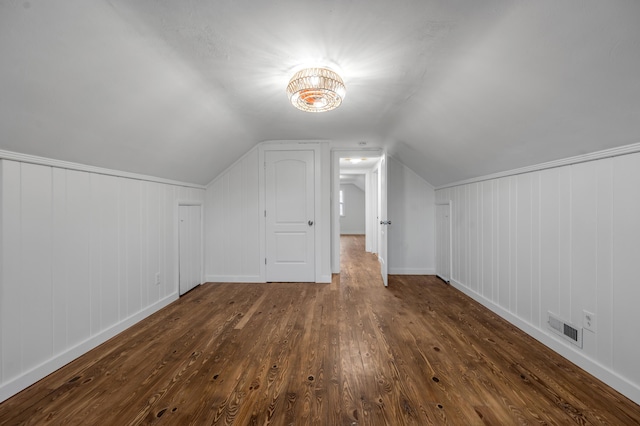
[330,148,383,274]
[259,142,327,283]
[264,149,315,282]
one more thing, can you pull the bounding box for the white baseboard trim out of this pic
[0,150,204,189]
[206,275,263,283]
[436,141,640,190]
[449,279,640,406]
[388,267,435,275]
[206,274,332,284]
[317,274,332,283]
[0,293,179,403]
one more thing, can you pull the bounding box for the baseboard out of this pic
[0,293,179,403]
[206,275,263,283]
[317,274,332,283]
[388,267,435,275]
[205,274,332,284]
[449,279,640,406]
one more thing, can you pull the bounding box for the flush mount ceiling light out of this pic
[347,158,365,164]
[286,67,346,112]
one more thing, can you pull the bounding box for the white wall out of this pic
[435,150,640,405]
[387,156,436,275]
[339,183,365,234]
[0,158,204,402]
[205,142,332,283]
[205,147,261,282]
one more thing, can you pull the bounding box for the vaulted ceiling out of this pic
[1,1,639,186]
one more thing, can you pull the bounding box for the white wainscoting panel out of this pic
[65,170,93,350]
[435,151,640,404]
[0,159,204,402]
[612,154,640,383]
[595,159,614,367]
[20,163,54,370]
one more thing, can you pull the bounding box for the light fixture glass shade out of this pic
[286,67,346,112]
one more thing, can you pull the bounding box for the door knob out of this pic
[308,220,314,226]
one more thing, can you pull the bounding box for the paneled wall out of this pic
[388,156,436,275]
[435,151,640,404]
[0,159,204,402]
[205,147,261,282]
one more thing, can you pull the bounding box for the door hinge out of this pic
[264,210,266,217]
[265,258,267,265]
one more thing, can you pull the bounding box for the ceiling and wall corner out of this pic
[2,1,639,187]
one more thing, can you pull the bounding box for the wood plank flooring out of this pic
[1,235,639,425]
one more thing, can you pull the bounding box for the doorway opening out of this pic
[339,234,384,287]
[333,151,386,286]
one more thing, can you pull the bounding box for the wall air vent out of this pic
[548,312,583,348]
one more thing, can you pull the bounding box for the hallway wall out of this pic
[388,156,436,274]
[340,183,365,234]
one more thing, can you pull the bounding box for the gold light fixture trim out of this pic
[286,67,346,112]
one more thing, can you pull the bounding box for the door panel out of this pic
[275,232,308,262]
[370,170,379,254]
[436,203,451,282]
[179,205,202,295]
[265,150,315,282]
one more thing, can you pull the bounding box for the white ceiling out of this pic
[1,1,639,186]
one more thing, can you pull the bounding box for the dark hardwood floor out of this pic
[1,235,639,425]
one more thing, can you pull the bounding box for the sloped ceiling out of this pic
[1,1,639,186]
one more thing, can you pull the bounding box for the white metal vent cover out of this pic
[548,312,583,348]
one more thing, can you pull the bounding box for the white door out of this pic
[179,205,202,295]
[369,169,379,254]
[265,150,315,282]
[378,155,389,287]
[435,203,451,282]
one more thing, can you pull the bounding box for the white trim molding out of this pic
[0,149,205,189]
[388,268,435,275]
[206,275,263,283]
[437,142,640,190]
